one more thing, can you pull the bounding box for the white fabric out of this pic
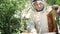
[26,6,53,34]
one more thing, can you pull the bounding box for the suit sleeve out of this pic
[27,18,37,34]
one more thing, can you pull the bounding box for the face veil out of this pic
[33,1,46,12]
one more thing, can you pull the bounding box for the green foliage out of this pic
[46,0,60,5]
[46,0,56,5]
[0,0,27,34]
[56,0,60,6]
[56,16,60,29]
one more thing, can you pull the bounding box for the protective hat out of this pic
[33,0,45,2]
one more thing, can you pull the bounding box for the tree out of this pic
[0,0,27,34]
[46,0,56,5]
[56,0,60,6]
[46,0,60,5]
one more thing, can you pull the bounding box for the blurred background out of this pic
[0,0,60,34]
